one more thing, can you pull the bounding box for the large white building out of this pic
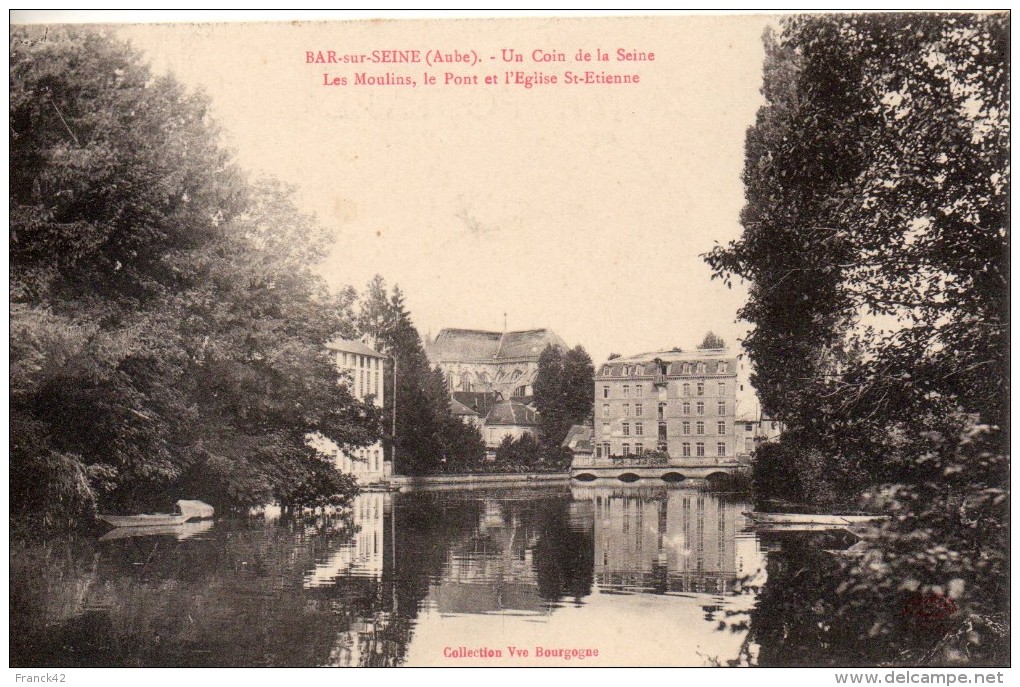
[594,348,739,462]
[317,337,391,484]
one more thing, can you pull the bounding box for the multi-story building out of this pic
[593,348,738,463]
[319,337,391,483]
[734,413,784,457]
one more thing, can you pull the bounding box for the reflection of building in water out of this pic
[573,485,753,595]
[429,498,545,615]
[305,492,387,587]
[302,492,403,667]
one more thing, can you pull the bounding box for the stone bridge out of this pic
[569,456,750,483]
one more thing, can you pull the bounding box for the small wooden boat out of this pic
[98,519,215,542]
[99,499,214,529]
[745,512,887,530]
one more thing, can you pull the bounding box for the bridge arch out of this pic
[573,472,598,482]
[661,471,686,483]
[618,472,641,483]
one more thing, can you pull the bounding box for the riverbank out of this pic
[385,472,569,492]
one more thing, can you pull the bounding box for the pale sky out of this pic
[26,13,774,364]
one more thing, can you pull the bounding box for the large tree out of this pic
[354,276,484,475]
[705,14,1008,664]
[10,27,379,526]
[533,344,595,449]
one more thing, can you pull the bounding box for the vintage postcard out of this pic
[9,10,1010,677]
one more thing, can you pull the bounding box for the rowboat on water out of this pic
[745,512,888,529]
[99,499,214,529]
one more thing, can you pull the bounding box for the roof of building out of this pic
[326,337,385,357]
[450,398,481,417]
[427,328,567,363]
[603,348,733,365]
[484,400,540,427]
[562,424,594,449]
[452,391,502,416]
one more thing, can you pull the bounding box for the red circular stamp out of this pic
[901,591,958,634]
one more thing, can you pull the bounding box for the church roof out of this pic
[428,328,567,363]
[484,400,540,427]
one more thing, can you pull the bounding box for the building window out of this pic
[514,385,528,397]
[658,403,666,420]
[771,421,778,430]
[635,423,643,436]
[696,421,705,435]
[718,421,726,435]
[745,424,752,432]
[603,404,610,418]
[603,442,610,457]
[623,404,630,417]
[623,385,630,397]
[745,438,754,452]
[682,442,691,457]
[682,383,691,396]
[683,363,692,374]
[682,401,691,414]
[717,362,726,373]
[717,442,726,456]
[635,443,644,455]
[603,386,609,398]
[603,422,610,435]
[682,420,690,435]
[635,403,643,416]
[696,401,705,415]
[635,385,643,397]
[696,442,705,457]
[623,423,630,436]
[622,443,631,456]
[718,382,726,395]
[696,382,704,396]
[698,363,706,374]
[596,444,602,458]
[718,401,726,415]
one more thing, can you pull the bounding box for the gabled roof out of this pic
[496,329,568,359]
[427,328,567,363]
[428,329,503,362]
[450,398,481,417]
[452,391,501,417]
[484,400,540,427]
[562,424,594,449]
[326,338,385,357]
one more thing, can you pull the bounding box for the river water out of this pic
[12,484,778,667]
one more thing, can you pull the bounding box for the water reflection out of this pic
[11,484,766,667]
[574,485,763,595]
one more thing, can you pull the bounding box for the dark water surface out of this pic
[11,484,769,667]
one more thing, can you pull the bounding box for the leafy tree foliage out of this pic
[353,276,485,475]
[10,27,379,527]
[705,14,1008,664]
[697,331,726,349]
[533,344,595,448]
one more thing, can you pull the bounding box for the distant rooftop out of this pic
[427,328,567,363]
[485,400,540,427]
[450,398,480,417]
[603,348,732,365]
[326,338,385,357]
